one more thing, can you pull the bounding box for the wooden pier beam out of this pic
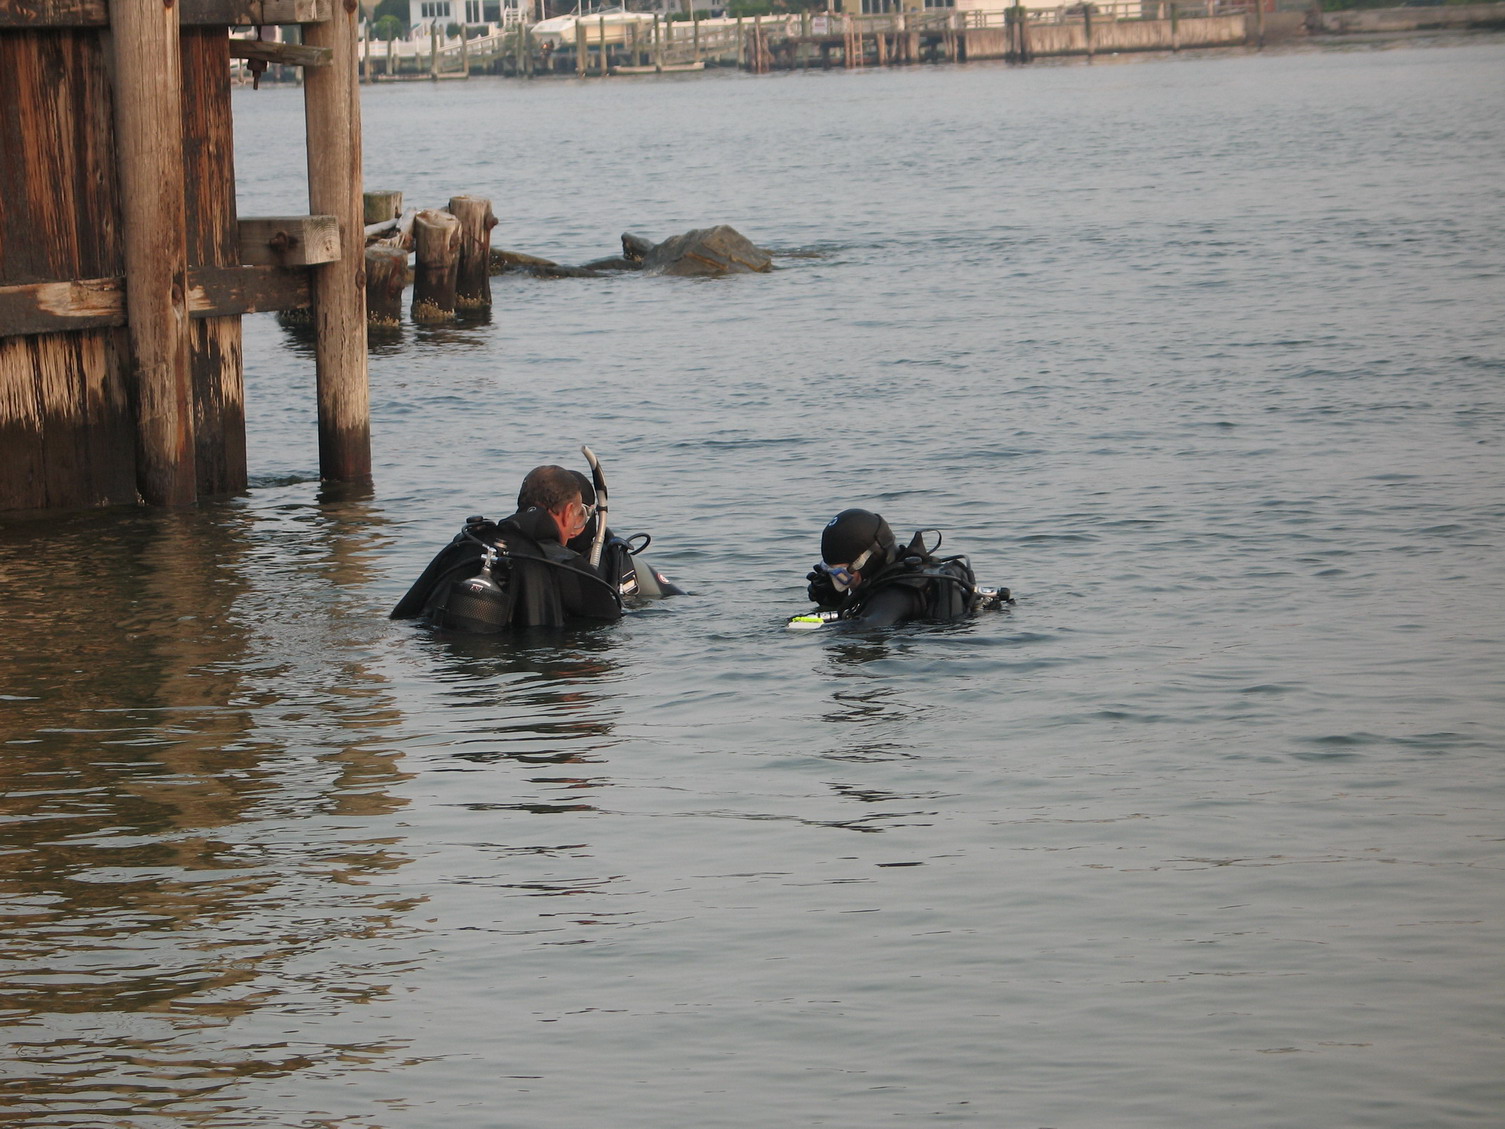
[304,1,371,483]
[111,0,197,505]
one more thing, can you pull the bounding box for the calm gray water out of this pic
[3,38,1503,1129]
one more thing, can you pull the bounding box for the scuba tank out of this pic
[431,542,514,632]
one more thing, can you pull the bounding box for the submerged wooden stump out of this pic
[365,244,408,327]
[490,248,560,273]
[447,195,497,311]
[364,189,403,227]
[412,209,461,323]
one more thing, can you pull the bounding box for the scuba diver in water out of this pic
[797,508,1011,629]
[391,464,623,632]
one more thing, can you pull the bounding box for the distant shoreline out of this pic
[232,6,1505,88]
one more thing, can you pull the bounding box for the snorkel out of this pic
[580,444,609,570]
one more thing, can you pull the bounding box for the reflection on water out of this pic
[0,498,419,1119]
[412,630,624,783]
[277,309,496,360]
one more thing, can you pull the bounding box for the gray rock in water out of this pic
[640,225,772,277]
[621,233,656,262]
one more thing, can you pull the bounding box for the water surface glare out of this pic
[3,40,1504,1129]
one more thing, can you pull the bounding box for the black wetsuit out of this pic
[808,536,978,629]
[391,507,622,631]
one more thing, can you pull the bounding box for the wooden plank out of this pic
[0,0,328,29]
[0,335,47,510]
[1,31,84,282]
[0,277,123,335]
[34,321,93,505]
[179,0,329,27]
[228,38,331,68]
[0,329,136,511]
[1,266,313,333]
[80,326,139,505]
[189,265,311,318]
[238,215,341,267]
[0,22,126,282]
[0,28,132,511]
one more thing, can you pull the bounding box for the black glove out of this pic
[807,568,841,608]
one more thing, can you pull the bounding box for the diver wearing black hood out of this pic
[391,465,623,632]
[804,508,1008,628]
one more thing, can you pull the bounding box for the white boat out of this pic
[530,7,659,48]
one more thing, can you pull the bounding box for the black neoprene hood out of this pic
[822,508,896,567]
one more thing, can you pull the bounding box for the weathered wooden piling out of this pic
[305,2,371,482]
[183,29,248,499]
[412,210,462,323]
[365,246,408,328]
[364,189,403,228]
[111,0,197,506]
[447,196,497,311]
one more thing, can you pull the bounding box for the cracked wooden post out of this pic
[304,0,372,483]
[448,196,497,312]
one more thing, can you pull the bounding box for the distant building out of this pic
[406,0,533,32]
[846,0,954,12]
[845,0,1143,14]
